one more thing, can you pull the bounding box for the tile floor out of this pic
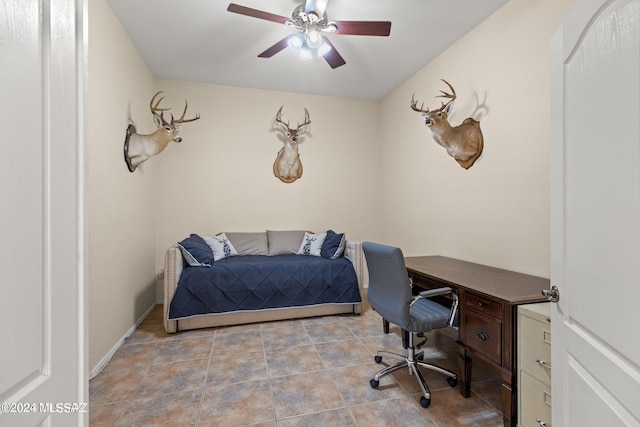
[89,295,504,426]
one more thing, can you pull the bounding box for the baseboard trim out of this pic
[89,303,156,380]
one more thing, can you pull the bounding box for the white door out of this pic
[550,0,640,426]
[0,0,86,426]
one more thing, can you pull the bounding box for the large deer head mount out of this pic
[273,106,311,183]
[411,80,484,169]
[124,91,200,172]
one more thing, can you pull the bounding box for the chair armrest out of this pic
[413,286,459,327]
[418,287,453,298]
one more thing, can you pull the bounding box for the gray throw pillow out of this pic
[267,230,307,255]
[223,232,269,256]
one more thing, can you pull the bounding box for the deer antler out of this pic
[275,105,289,128]
[150,91,171,126]
[172,100,200,125]
[149,92,200,126]
[275,106,311,134]
[150,92,170,115]
[297,108,311,130]
[410,94,430,113]
[436,79,457,109]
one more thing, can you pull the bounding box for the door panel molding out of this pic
[551,0,640,425]
[1,0,87,424]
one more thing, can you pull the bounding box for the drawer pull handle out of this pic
[476,330,489,342]
[477,301,483,307]
[536,418,547,427]
[536,359,551,370]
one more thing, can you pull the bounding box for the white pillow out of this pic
[297,232,327,256]
[203,233,238,261]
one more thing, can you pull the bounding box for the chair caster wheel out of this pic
[374,355,382,363]
[447,377,458,387]
[420,396,431,408]
[370,379,380,389]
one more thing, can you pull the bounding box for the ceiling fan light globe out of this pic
[288,33,305,50]
[306,29,323,49]
[298,45,313,59]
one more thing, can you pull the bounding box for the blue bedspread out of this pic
[168,254,361,320]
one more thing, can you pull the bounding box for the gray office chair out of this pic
[363,242,459,408]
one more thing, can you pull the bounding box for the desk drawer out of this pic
[520,314,552,384]
[409,274,444,291]
[464,310,502,364]
[465,293,502,319]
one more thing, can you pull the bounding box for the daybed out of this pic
[163,230,364,333]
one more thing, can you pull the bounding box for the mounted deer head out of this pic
[411,80,483,169]
[273,106,311,183]
[124,91,200,172]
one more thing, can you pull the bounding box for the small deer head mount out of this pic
[124,91,200,172]
[273,106,311,183]
[411,80,484,169]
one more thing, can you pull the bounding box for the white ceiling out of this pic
[106,0,509,101]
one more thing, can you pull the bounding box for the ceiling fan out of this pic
[226,0,391,69]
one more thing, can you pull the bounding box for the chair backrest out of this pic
[363,242,413,329]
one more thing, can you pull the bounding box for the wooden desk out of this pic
[404,256,549,427]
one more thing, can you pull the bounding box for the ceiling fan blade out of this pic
[227,3,290,25]
[330,20,391,36]
[258,36,291,58]
[305,0,328,17]
[320,37,345,69]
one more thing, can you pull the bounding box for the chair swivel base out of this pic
[369,349,457,408]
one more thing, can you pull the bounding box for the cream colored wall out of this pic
[88,0,157,371]
[153,80,383,299]
[379,0,574,277]
[89,0,573,371]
